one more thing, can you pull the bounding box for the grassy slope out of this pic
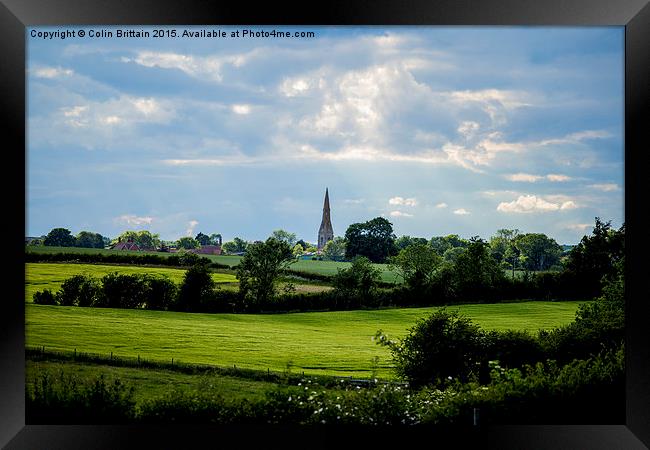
[25,263,238,302]
[26,301,583,379]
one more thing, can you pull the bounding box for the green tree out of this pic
[322,237,346,261]
[270,229,297,247]
[292,243,304,257]
[514,233,562,271]
[209,233,223,246]
[236,238,295,307]
[429,234,468,256]
[75,231,106,249]
[175,264,217,312]
[395,235,429,251]
[331,256,381,304]
[176,236,200,250]
[43,228,76,247]
[489,229,520,276]
[115,230,160,249]
[195,232,211,246]
[442,246,466,264]
[222,237,248,254]
[344,217,397,263]
[452,237,504,299]
[389,243,441,292]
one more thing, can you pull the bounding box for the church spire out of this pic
[318,188,334,250]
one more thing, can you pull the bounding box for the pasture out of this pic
[26,246,400,282]
[26,301,584,379]
[24,263,238,302]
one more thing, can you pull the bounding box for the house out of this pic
[188,245,222,255]
[111,238,140,251]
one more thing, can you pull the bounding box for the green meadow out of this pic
[25,263,238,302]
[26,301,584,379]
[26,246,400,282]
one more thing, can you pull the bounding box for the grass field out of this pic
[24,263,238,302]
[26,246,400,282]
[26,301,584,379]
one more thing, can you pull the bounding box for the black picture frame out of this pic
[2,0,648,448]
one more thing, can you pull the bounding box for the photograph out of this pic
[22,24,629,429]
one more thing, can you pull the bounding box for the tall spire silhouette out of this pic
[318,188,334,250]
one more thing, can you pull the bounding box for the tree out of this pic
[209,233,223,246]
[563,218,625,299]
[115,230,160,250]
[221,237,248,254]
[270,229,297,247]
[292,243,304,257]
[331,256,381,304]
[75,231,106,249]
[195,232,211,246]
[395,235,429,251]
[236,238,295,307]
[514,233,562,271]
[451,237,504,299]
[322,237,346,261]
[175,264,217,312]
[176,236,200,250]
[489,229,520,276]
[43,228,76,247]
[429,234,468,256]
[296,239,308,250]
[344,217,397,263]
[389,243,442,292]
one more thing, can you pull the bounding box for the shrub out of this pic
[98,272,148,309]
[331,256,381,308]
[143,274,177,311]
[33,289,57,305]
[376,309,486,388]
[26,370,135,424]
[55,274,102,307]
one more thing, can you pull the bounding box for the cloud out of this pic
[588,183,620,192]
[114,215,154,226]
[186,220,199,236]
[231,104,252,115]
[32,66,74,79]
[344,198,365,204]
[389,210,413,217]
[453,208,471,215]
[566,223,594,232]
[436,202,448,208]
[389,196,418,207]
[505,173,573,182]
[497,195,579,213]
[121,50,257,82]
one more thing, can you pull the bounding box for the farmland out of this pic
[25,246,400,282]
[26,301,584,379]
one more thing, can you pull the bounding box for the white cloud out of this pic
[114,214,154,226]
[186,220,199,236]
[497,195,580,213]
[344,198,365,204]
[32,66,74,79]
[231,104,252,115]
[436,202,448,208]
[546,174,572,182]
[505,173,544,182]
[453,208,470,215]
[588,183,620,192]
[389,210,413,217]
[389,196,418,207]
[457,121,480,138]
[566,223,593,232]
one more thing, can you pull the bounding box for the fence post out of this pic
[110,351,113,360]
[138,355,140,364]
[473,408,480,426]
[172,357,174,365]
[74,348,76,358]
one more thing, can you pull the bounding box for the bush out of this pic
[56,275,102,307]
[26,370,135,424]
[98,272,148,309]
[376,309,486,388]
[143,275,178,311]
[33,289,57,305]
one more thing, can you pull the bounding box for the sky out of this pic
[26,26,624,245]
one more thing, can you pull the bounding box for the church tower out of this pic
[318,188,334,250]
